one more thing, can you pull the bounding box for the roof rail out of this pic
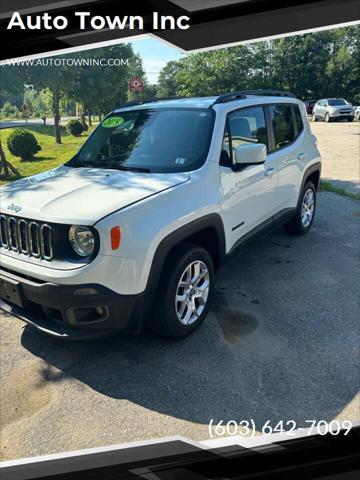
[212,89,297,105]
[116,96,187,109]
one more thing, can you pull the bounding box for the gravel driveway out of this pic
[1,192,359,461]
[311,121,360,194]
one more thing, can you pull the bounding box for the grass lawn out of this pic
[319,181,360,201]
[0,124,96,185]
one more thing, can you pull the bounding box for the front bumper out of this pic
[329,112,354,120]
[0,267,144,339]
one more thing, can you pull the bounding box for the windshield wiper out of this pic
[114,165,151,173]
[68,161,150,173]
[67,152,151,172]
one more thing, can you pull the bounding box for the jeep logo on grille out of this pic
[7,203,22,214]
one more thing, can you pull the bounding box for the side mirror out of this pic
[234,143,267,168]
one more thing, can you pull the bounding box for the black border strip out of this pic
[1,0,359,60]
[1,427,359,479]
[158,0,360,51]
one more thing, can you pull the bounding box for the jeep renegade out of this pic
[0,90,321,339]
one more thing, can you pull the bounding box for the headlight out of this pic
[68,225,95,257]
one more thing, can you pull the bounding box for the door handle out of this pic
[264,167,275,178]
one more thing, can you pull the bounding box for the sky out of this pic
[130,36,183,84]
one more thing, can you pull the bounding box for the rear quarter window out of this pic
[293,105,304,135]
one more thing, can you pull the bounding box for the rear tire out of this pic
[284,181,317,236]
[312,113,317,122]
[152,243,215,339]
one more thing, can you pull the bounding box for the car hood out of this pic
[333,105,352,111]
[0,166,190,224]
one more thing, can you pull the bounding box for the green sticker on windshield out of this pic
[102,116,124,128]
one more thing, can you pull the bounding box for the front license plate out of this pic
[0,277,24,308]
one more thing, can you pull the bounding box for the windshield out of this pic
[68,108,215,173]
[328,99,348,106]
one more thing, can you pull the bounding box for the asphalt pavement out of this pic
[0,192,359,460]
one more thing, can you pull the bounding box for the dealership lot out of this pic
[311,121,360,194]
[1,123,359,461]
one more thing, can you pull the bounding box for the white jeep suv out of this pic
[0,91,321,339]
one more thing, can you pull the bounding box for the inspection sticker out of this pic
[175,157,186,165]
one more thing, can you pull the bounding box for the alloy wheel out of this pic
[301,188,315,228]
[175,260,210,325]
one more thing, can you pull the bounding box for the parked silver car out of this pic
[312,98,354,122]
[354,106,360,120]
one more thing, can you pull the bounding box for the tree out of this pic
[157,25,360,102]
[32,89,52,124]
[157,61,182,97]
[23,87,36,117]
[0,64,26,98]
[73,44,138,123]
[0,140,19,179]
[0,102,20,119]
[173,47,252,96]
[23,61,77,143]
[1,43,143,142]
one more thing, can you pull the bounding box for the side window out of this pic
[293,105,304,135]
[229,106,268,149]
[268,104,295,151]
[221,106,268,164]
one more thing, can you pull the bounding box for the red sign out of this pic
[129,76,144,93]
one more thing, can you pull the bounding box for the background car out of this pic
[312,98,354,122]
[354,105,360,120]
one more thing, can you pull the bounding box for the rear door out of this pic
[320,99,328,118]
[314,100,324,118]
[265,102,306,211]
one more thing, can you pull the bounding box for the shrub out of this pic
[1,102,20,119]
[66,119,84,137]
[7,129,41,160]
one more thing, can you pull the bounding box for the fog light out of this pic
[67,305,109,325]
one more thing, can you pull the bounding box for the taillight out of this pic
[111,226,121,250]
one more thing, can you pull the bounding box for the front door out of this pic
[219,105,278,251]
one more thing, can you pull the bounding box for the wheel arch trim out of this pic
[142,214,226,316]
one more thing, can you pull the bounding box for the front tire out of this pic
[324,113,331,123]
[152,244,214,339]
[312,113,317,122]
[284,181,317,236]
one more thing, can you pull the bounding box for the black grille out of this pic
[0,214,53,261]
